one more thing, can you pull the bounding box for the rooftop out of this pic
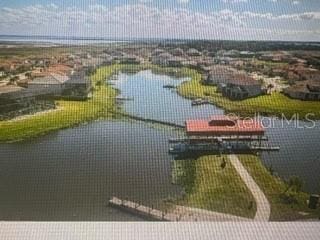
[31,73,69,85]
[186,115,265,136]
[0,85,24,95]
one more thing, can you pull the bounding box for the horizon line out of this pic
[1,34,320,44]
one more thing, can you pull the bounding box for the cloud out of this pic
[222,0,248,3]
[0,3,319,41]
[268,0,302,4]
[177,0,190,3]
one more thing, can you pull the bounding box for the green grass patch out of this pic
[237,154,320,221]
[173,155,257,219]
[177,69,320,119]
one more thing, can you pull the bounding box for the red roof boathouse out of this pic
[186,115,265,136]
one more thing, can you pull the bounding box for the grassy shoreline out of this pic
[173,155,257,219]
[238,155,320,221]
[173,154,320,220]
[0,64,122,142]
[176,69,320,119]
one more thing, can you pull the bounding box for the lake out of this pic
[0,70,319,220]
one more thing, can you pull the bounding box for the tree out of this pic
[283,176,303,194]
[267,84,274,94]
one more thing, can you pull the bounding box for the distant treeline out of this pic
[158,40,320,52]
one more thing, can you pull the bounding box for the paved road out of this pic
[228,154,271,221]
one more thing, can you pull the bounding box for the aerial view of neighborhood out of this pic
[0,0,320,222]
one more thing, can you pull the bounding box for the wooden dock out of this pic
[109,197,180,221]
[109,197,250,222]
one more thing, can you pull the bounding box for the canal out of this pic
[0,70,319,220]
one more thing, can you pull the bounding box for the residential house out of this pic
[204,65,264,100]
[151,52,173,66]
[0,85,39,117]
[167,57,185,67]
[220,74,265,100]
[171,48,185,56]
[64,71,92,98]
[284,80,320,101]
[187,48,201,57]
[28,73,69,96]
[119,55,142,64]
[203,65,237,85]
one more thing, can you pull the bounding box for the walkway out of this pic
[228,154,271,221]
[171,205,249,222]
[109,197,249,222]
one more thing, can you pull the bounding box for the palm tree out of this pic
[267,83,274,94]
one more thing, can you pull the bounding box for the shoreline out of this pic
[5,107,63,123]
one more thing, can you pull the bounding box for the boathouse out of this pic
[185,115,265,137]
[169,116,278,154]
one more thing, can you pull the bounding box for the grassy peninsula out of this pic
[173,155,257,219]
[173,154,320,220]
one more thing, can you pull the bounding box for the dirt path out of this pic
[228,154,271,221]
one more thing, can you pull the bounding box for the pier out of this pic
[116,112,185,129]
[108,197,177,221]
[109,197,250,221]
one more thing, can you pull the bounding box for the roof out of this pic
[66,72,88,84]
[285,80,320,93]
[208,66,261,86]
[0,85,24,94]
[30,73,69,85]
[186,115,265,136]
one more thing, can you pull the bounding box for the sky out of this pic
[0,0,320,41]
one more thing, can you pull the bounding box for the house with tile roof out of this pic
[204,65,265,100]
[28,73,70,96]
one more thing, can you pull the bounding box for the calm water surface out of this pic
[114,70,320,193]
[0,70,319,220]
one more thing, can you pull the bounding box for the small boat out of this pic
[191,98,209,106]
[163,84,176,89]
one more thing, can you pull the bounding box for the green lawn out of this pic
[237,154,320,221]
[0,64,122,142]
[177,69,320,119]
[173,155,257,219]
